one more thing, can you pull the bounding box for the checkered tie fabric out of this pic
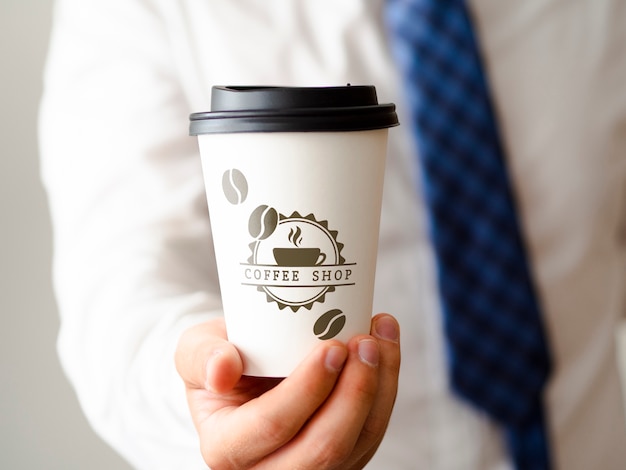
[385,1,553,468]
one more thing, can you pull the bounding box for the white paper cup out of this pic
[190,86,398,377]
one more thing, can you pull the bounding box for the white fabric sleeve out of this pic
[39,0,217,468]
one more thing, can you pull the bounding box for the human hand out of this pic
[175,313,401,469]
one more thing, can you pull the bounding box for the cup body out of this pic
[191,86,398,376]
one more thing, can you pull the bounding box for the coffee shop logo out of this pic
[242,206,355,312]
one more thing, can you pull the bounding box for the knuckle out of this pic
[308,436,354,468]
[255,412,297,446]
[353,374,379,404]
[200,439,248,470]
[359,414,387,449]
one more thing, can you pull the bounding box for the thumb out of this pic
[175,317,243,393]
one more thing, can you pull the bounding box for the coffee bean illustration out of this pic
[314,309,346,340]
[222,169,248,205]
[249,205,278,240]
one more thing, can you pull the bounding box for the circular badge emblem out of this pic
[244,211,351,311]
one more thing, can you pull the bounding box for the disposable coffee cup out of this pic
[190,85,398,377]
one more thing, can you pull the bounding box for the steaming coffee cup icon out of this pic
[273,247,326,267]
[273,224,326,266]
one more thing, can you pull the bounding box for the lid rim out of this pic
[189,85,399,135]
[190,119,399,135]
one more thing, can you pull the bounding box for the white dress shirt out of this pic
[39,0,626,468]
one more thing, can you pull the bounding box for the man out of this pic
[40,0,626,468]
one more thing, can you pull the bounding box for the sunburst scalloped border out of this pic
[248,211,345,312]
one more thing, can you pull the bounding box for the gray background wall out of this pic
[0,1,132,468]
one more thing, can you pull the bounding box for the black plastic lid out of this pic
[189,85,399,135]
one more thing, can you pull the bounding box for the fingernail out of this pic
[325,345,348,372]
[373,315,399,343]
[205,349,223,392]
[358,339,379,367]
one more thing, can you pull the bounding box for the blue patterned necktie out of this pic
[385,1,553,468]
